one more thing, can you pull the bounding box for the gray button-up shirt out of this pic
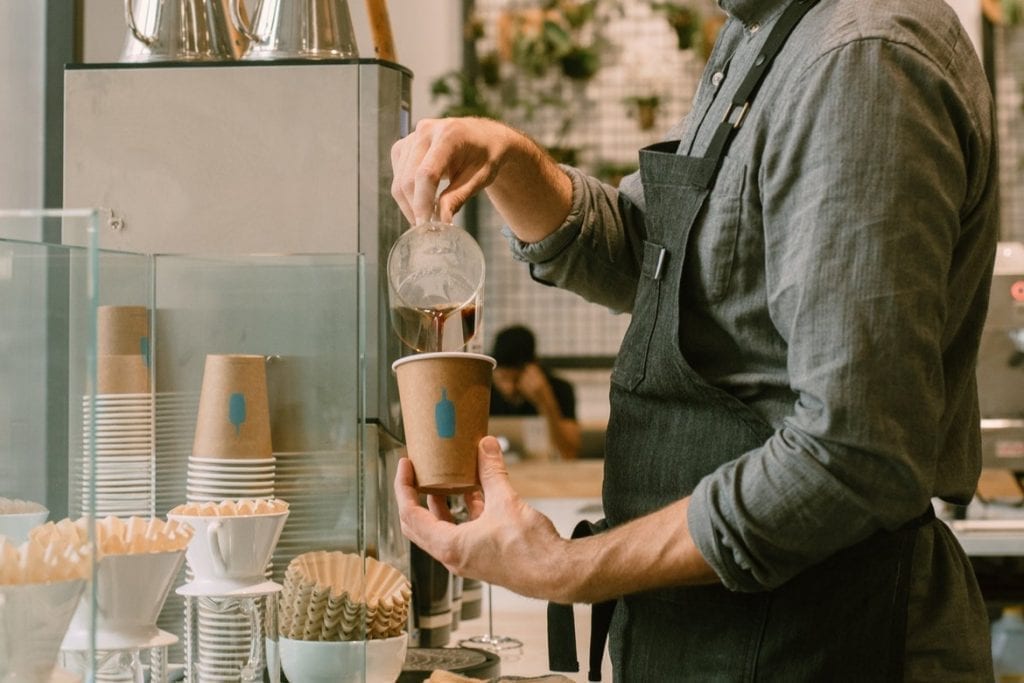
[508,0,997,619]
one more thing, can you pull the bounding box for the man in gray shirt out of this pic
[391,0,997,678]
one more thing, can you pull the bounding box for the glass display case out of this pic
[0,209,409,682]
[0,209,99,683]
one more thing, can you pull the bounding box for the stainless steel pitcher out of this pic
[230,0,359,60]
[121,0,236,62]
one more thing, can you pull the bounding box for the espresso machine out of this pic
[977,242,1024,480]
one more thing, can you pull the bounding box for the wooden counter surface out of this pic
[506,458,604,499]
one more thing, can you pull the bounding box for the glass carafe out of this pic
[387,220,485,353]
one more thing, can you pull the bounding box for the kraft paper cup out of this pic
[97,305,152,395]
[193,354,272,460]
[98,305,150,357]
[98,354,151,394]
[392,352,495,494]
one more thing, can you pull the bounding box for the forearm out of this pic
[547,418,581,460]
[554,498,719,604]
[533,393,581,459]
[485,129,573,244]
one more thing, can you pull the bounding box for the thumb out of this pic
[477,435,514,499]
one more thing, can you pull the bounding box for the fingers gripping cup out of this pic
[387,220,485,353]
[392,352,496,493]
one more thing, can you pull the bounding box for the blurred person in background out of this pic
[490,324,581,460]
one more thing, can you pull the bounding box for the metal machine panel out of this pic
[979,243,1024,470]
[63,60,411,429]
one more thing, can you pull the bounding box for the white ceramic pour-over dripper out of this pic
[62,550,185,651]
[170,511,288,595]
[387,219,486,353]
[0,579,85,682]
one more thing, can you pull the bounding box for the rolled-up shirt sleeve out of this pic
[504,165,648,313]
[688,37,992,592]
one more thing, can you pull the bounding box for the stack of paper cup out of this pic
[153,391,197,661]
[187,355,276,513]
[97,305,151,396]
[271,450,356,581]
[264,355,359,584]
[72,306,156,520]
[184,355,276,682]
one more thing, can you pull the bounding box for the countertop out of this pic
[506,460,604,499]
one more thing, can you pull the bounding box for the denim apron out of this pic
[599,0,930,679]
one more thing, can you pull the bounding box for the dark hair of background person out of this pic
[492,325,536,368]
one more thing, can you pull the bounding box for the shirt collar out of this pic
[719,0,789,29]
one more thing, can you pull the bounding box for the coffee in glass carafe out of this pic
[387,220,485,353]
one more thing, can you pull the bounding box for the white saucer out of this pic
[62,626,177,652]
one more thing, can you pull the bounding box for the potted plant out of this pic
[623,94,661,131]
[650,1,701,51]
[505,3,608,82]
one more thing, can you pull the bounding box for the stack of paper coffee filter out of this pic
[0,527,90,683]
[0,497,49,544]
[279,551,410,641]
[37,517,193,655]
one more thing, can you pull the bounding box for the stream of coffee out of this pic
[392,303,477,353]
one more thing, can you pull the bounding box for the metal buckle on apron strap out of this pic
[642,242,669,281]
[722,100,750,129]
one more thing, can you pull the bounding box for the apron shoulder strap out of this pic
[697,0,822,188]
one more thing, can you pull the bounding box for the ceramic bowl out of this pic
[277,633,408,683]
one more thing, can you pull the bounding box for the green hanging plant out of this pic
[650,2,701,51]
[430,71,499,120]
[1003,0,1024,24]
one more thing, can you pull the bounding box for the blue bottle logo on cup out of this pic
[229,392,247,436]
[435,388,456,439]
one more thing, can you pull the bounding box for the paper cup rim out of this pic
[391,352,496,372]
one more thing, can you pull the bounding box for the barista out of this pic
[390,0,997,677]
[489,325,580,460]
